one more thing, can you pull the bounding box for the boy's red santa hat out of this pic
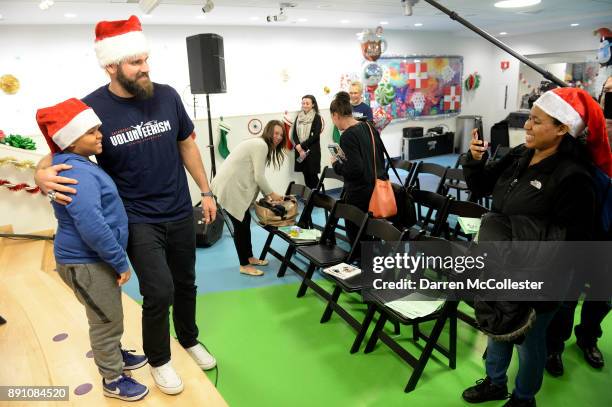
[534,87,612,176]
[36,98,101,153]
[94,15,149,67]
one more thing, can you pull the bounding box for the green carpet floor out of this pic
[192,282,611,407]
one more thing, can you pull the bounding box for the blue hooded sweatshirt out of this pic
[51,152,129,274]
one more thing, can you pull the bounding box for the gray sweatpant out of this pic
[56,262,124,379]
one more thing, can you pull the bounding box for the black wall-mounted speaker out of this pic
[186,33,226,94]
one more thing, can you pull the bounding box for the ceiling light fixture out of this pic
[64,13,77,18]
[570,23,579,27]
[494,0,541,8]
[499,31,507,35]
[340,19,350,24]
[138,0,160,15]
[380,21,389,25]
[201,0,214,13]
[401,0,419,16]
[38,0,54,10]
[414,23,423,27]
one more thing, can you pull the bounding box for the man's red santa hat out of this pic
[94,15,149,67]
[36,98,101,153]
[534,87,612,176]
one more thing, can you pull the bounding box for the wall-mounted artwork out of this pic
[368,56,464,122]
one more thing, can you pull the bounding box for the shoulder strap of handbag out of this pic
[365,122,403,185]
[367,122,379,181]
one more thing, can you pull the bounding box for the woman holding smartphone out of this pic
[292,95,323,189]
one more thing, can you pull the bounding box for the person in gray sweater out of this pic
[211,120,285,276]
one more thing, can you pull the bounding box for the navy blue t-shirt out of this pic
[352,102,373,121]
[82,83,194,223]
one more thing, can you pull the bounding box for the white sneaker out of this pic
[185,343,217,370]
[149,361,184,395]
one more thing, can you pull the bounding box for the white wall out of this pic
[503,27,602,55]
[0,23,593,232]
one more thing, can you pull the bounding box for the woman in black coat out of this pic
[329,91,386,245]
[292,94,323,190]
[461,87,611,407]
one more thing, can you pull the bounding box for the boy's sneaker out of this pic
[185,343,217,370]
[102,374,148,402]
[121,349,148,370]
[150,361,184,395]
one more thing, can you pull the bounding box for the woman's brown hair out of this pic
[261,120,286,169]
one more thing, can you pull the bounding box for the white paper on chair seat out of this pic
[457,216,481,235]
[323,263,361,280]
[384,292,444,319]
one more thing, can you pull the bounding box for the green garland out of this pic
[0,134,36,150]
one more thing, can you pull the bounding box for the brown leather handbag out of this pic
[254,196,298,226]
[366,123,397,218]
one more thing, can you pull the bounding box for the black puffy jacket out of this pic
[463,136,596,242]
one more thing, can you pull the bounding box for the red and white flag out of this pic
[443,86,462,111]
[407,62,429,89]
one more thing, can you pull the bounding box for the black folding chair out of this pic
[353,235,459,393]
[389,158,418,188]
[258,182,313,269]
[441,199,488,330]
[293,203,369,298]
[441,167,472,202]
[316,166,345,198]
[410,189,451,237]
[269,192,337,278]
[453,153,468,169]
[315,166,349,242]
[410,162,448,194]
[319,219,407,339]
[443,199,488,241]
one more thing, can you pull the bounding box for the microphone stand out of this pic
[420,0,568,87]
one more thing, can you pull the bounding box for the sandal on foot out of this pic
[240,266,264,276]
[248,259,269,266]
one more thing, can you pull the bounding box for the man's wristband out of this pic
[201,191,214,198]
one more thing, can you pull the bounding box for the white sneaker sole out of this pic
[199,359,217,371]
[103,387,149,401]
[152,378,184,395]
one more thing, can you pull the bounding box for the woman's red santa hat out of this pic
[534,87,612,176]
[94,15,149,67]
[36,98,102,153]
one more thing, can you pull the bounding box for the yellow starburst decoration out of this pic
[0,74,20,95]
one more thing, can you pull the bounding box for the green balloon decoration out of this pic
[375,82,395,106]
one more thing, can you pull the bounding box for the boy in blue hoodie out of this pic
[36,98,148,402]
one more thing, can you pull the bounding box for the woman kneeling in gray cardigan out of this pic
[211,120,286,276]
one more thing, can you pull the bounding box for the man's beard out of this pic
[116,68,154,99]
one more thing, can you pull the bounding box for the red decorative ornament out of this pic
[500,61,510,71]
